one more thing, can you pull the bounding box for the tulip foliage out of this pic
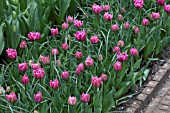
[1,0,170,113]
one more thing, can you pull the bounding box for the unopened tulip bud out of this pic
[6,86,11,93]
[98,54,103,61]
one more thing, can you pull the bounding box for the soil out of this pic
[115,44,170,111]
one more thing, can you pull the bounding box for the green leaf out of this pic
[143,69,149,81]
[93,91,102,113]
[102,91,115,112]
[41,103,48,113]
[144,38,156,59]
[0,24,4,55]
[133,58,142,71]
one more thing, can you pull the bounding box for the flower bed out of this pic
[1,0,170,113]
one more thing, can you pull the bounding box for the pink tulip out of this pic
[124,22,130,29]
[67,16,73,23]
[20,41,27,48]
[151,12,160,20]
[75,68,81,75]
[157,0,165,5]
[28,32,41,41]
[90,36,99,44]
[103,5,110,11]
[130,48,139,56]
[75,51,82,59]
[31,62,41,70]
[117,52,128,62]
[52,48,59,56]
[21,74,29,85]
[51,27,59,36]
[6,92,17,103]
[117,40,124,47]
[39,55,50,64]
[91,76,102,87]
[85,56,94,67]
[134,0,144,9]
[81,93,90,103]
[111,24,119,32]
[61,42,69,50]
[68,96,77,105]
[104,12,113,21]
[6,48,17,60]
[74,20,83,28]
[77,63,84,71]
[101,73,108,82]
[142,18,149,26]
[92,4,103,14]
[98,54,103,61]
[18,62,28,72]
[74,30,86,41]
[34,91,43,103]
[61,70,69,80]
[164,4,170,13]
[113,46,120,53]
[114,62,122,71]
[62,22,69,30]
[33,68,45,79]
[121,8,126,13]
[49,79,60,89]
[118,14,123,21]
[56,60,62,66]
[134,26,140,34]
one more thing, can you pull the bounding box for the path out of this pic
[144,78,170,113]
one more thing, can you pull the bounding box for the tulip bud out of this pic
[101,73,108,82]
[114,62,122,71]
[34,91,43,103]
[118,14,123,21]
[61,70,69,80]
[91,76,102,87]
[142,18,149,26]
[121,8,126,13]
[6,92,17,103]
[61,42,69,50]
[21,74,29,85]
[62,22,69,30]
[67,16,73,23]
[81,93,90,103]
[75,51,82,59]
[68,96,77,105]
[56,60,62,66]
[49,79,60,89]
[104,12,113,21]
[6,86,11,93]
[111,24,119,32]
[117,40,124,47]
[103,5,110,11]
[20,41,27,49]
[134,26,140,34]
[90,36,99,44]
[85,56,94,67]
[124,22,130,29]
[98,54,103,61]
[130,48,139,56]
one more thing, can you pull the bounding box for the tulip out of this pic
[90,36,99,44]
[62,22,69,30]
[134,0,144,9]
[142,18,149,26]
[39,55,50,64]
[28,32,41,41]
[118,14,123,21]
[134,26,140,34]
[75,68,81,75]
[104,12,113,21]
[164,4,170,13]
[85,56,94,67]
[49,79,60,89]
[74,20,83,28]
[114,62,122,71]
[56,60,62,66]
[18,62,28,72]
[6,48,17,60]
[101,73,108,82]
[113,46,120,53]
[61,42,69,50]
[67,16,73,23]
[75,51,82,59]
[92,4,102,14]
[51,27,59,36]
[34,91,43,103]
[6,92,17,103]
[157,0,165,5]
[77,63,84,71]
[98,54,103,61]
[74,30,86,41]
[121,8,126,13]
[6,86,11,93]
[81,93,90,103]
[151,12,160,20]
[117,40,124,47]
[68,96,77,105]
[20,41,27,48]
[124,22,130,29]
[61,70,69,80]
[103,5,110,11]
[21,74,29,85]
[130,48,139,56]
[52,48,59,56]
[33,68,45,79]
[91,76,102,87]
[111,24,119,32]
[31,62,41,70]
[117,52,128,62]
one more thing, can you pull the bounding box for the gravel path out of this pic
[144,77,170,113]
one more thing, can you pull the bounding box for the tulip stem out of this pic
[72,106,75,113]
[25,85,27,96]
